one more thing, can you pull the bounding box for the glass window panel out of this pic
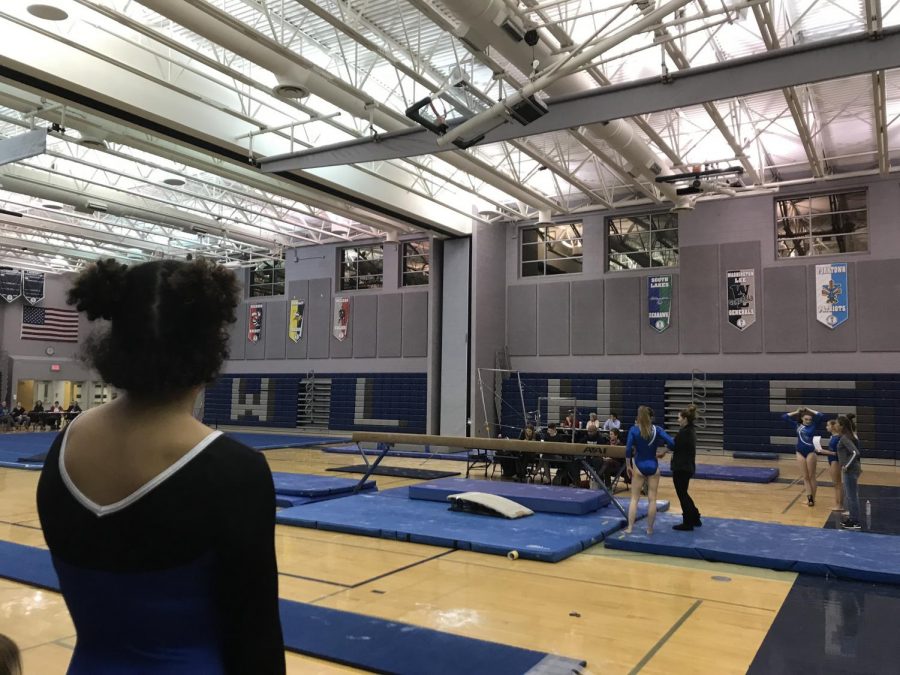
[251,269,271,285]
[521,227,541,245]
[248,285,267,297]
[651,249,679,267]
[777,217,810,238]
[340,276,358,291]
[620,232,652,252]
[403,272,429,286]
[521,261,544,277]
[651,213,675,231]
[653,229,678,248]
[777,197,809,218]
[839,210,867,233]
[545,257,583,275]
[272,283,284,296]
[274,268,285,283]
[776,191,867,259]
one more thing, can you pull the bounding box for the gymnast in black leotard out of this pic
[37,259,285,675]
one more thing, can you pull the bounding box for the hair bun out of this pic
[846,413,856,420]
[67,259,128,320]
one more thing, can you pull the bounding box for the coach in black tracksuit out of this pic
[671,405,702,531]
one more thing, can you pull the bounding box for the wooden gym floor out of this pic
[2,444,900,674]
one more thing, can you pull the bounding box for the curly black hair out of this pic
[67,258,240,398]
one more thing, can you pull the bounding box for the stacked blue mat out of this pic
[277,478,669,562]
[271,472,375,508]
[0,540,585,674]
[605,513,900,585]
[408,477,610,514]
[658,462,779,483]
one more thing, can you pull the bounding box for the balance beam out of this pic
[349,432,628,517]
[350,432,626,459]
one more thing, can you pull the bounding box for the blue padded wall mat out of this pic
[279,600,585,675]
[0,540,584,674]
[408,477,610,515]
[604,514,900,585]
[226,432,350,450]
[272,472,375,497]
[322,445,470,462]
[658,462,778,483]
[732,452,779,461]
[276,492,667,562]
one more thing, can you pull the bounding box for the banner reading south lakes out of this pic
[333,296,350,342]
[248,303,263,343]
[726,268,756,331]
[0,269,21,303]
[288,299,304,343]
[22,271,44,305]
[816,262,849,329]
[647,275,672,332]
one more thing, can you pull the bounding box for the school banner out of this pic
[248,303,263,342]
[288,299,304,343]
[0,268,21,302]
[648,275,672,333]
[333,296,350,342]
[816,262,849,329]
[726,268,756,331]
[22,271,44,305]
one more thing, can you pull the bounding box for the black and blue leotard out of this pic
[782,411,825,457]
[37,428,285,674]
[827,434,840,464]
[626,425,676,476]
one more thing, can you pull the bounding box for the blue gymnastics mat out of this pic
[732,451,779,461]
[276,491,667,562]
[658,462,778,483]
[226,432,350,450]
[0,432,58,469]
[272,472,375,508]
[604,514,900,585]
[323,445,470,461]
[408,477,610,515]
[0,541,585,674]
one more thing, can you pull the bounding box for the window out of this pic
[776,191,868,258]
[402,240,430,286]
[249,260,285,297]
[607,213,678,271]
[521,223,583,277]
[339,244,383,290]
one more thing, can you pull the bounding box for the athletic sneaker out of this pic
[840,519,862,530]
[807,495,815,507]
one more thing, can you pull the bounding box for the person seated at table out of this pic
[603,413,621,431]
[65,401,83,423]
[542,422,563,442]
[47,401,65,430]
[585,413,601,443]
[496,424,533,481]
[597,428,625,489]
[11,404,29,430]
[30,400,46,430]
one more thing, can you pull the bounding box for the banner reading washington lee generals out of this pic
[727,268,756,331]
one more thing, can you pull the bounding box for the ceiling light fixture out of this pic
[163,177,186,187]
[27,4,69,21]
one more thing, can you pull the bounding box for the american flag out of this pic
[21,306,79,342]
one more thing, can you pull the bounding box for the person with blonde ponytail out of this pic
[625,406,675,534]
[671,405,701,531]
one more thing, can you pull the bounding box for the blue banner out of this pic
[648,275,672,333]
[815,262,849,329]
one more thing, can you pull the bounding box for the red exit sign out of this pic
[50,364,61,372]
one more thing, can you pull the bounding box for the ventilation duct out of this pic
[442,0,690,208]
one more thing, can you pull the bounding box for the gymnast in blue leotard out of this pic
[815,418,845,512]
[624,406,675,535]
[783,407,826,507]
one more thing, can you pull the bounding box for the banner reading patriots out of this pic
[288,299,304,343]
[647,275,672,332]
[816,262,849,329]
[22,271,44,305]
[248,303,263,343]
[0,268,21,302]
[333,296,350,342]
[21,306,79,342]
[727,268,756,331]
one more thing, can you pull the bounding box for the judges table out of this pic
[349,432,627,516]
